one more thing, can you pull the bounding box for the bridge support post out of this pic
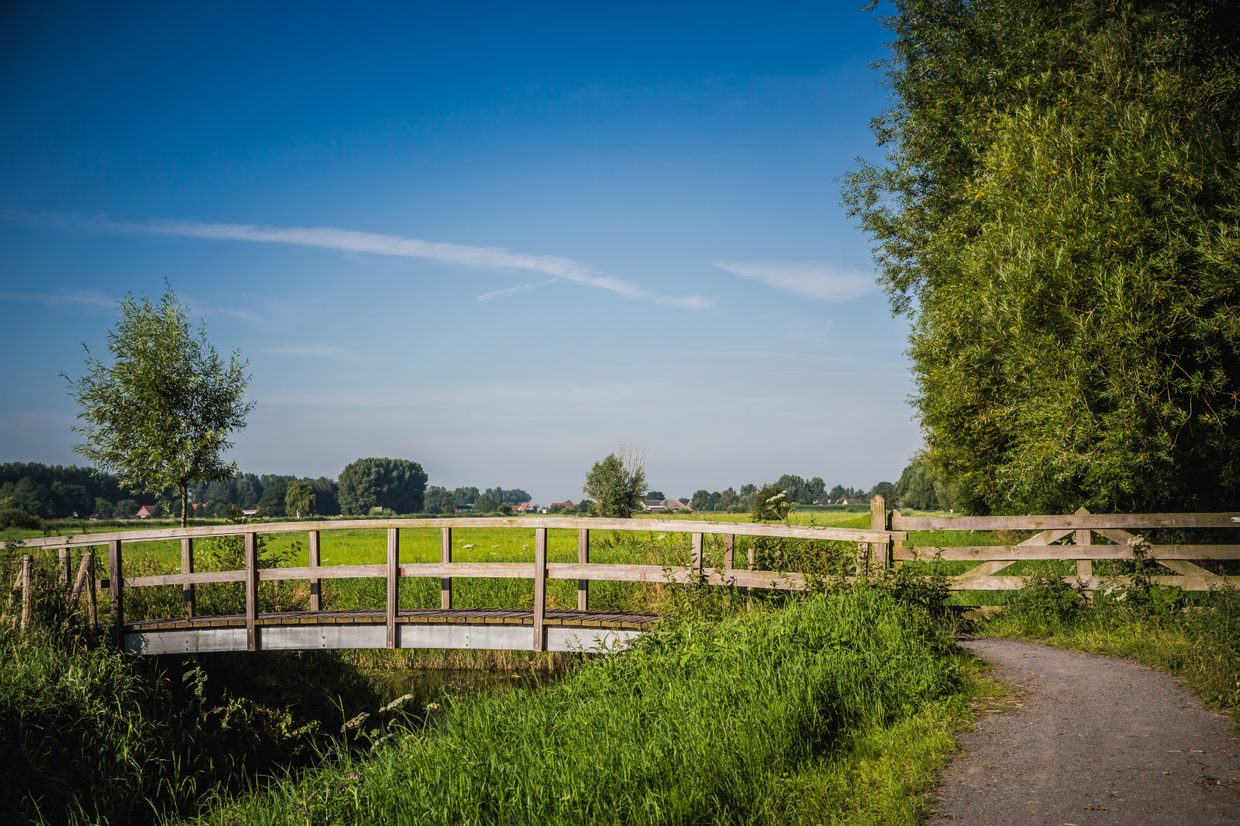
[533,528,547,651]
[181,538,195,618]
[244,532,258,651]
[108,540,123,645]
[577,528,589,611]
[387,528,399,649]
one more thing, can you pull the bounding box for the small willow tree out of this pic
[65,285,253,526]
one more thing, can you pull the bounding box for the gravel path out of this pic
[931,638,1240,825]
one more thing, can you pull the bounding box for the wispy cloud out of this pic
[715,260,875,302]
[477,279,559,302]
[262,344,357,359]
[22,212,713,311]
[0,289,117,309]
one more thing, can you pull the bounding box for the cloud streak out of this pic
[71,214,712,311]
[477,279,559,302]
[715,260,875,302]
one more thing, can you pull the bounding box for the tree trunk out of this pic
[180,484,188,528]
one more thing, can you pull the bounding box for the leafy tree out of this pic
[583,447,646,519]
[337,458,428,515]
[0,479,53,518]
[751,483,792,523]
[690,489,712,511]
[285,479,314,518]
[644,490,665,501]
[308,477,339,516]
[423,486,454,514]
[258,476,288,517]
[845,0,1240,513]
[895,452,954,511]
[473,494,498,513]
[869,481,896,502]
[64,285,253,525]
[115,498,139,518]
[93,497,114,518]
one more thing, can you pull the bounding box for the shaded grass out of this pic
[193,587,965,825]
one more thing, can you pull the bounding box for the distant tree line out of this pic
[687,475,879,514]
[423,486,533,514]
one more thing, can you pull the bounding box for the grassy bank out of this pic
[195,586,965,825]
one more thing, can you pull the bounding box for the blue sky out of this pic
[0,1,920,502]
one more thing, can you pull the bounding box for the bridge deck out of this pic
[122,609,660,655]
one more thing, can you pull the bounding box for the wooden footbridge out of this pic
[10,513,894,655]
[8,502,1238,655]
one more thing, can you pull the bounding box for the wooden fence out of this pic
[892,507,1240,593]
[6,503,1238,651]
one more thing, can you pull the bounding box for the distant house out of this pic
[643,498,692,513]
[135,504,156,519]
[512,501,533,514]
[240,508,259,518]
[453,503,474,513]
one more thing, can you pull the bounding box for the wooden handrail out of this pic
[15,516,898,549]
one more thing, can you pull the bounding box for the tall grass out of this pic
[198,586,963,825]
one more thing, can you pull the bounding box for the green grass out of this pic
[192,586,966,825]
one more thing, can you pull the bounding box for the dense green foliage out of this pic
[64,285,254,525]
[337,458,429,515]
[846,0,1240,513]
[582,448,646,518]
[0,625,382,825]
[203,587,961,825]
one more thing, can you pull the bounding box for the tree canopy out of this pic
[845,0,1240,513]
[64,285,253,525]
[583,447,646,518]
[337,457,428,515]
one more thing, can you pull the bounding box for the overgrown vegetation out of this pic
[197,586,964,825]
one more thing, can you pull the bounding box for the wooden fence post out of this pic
[440,527,452,610]
[533,528,547,651]
[108,540,123,645]
[577,528,589,611]
[181,537,195,618]
[1074,506,1092,584]
[244,532,258,651]
[19,554,32,631]
[68,552,92,608]
[87,551,97,628]
[308,530,321,611]
[386,528,399,649]
[58,548,71,594]
[692,533,704,579]
[723,535,735,570]
[865,496,889,577]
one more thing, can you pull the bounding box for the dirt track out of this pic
[931,638,1240,825]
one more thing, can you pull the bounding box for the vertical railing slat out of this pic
[577,528,589,611]
[181,537,195,618]
[533,528,547,651]
[308,530,321,611]
[244,532,258,651]
[386,528,399,649]
[440,527,452,610]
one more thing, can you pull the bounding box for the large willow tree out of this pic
[846,0,1240,513]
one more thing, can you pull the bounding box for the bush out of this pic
[1008,574,1086,635]
[0,509,43,531]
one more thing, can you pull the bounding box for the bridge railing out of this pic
[11,516,897,651]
